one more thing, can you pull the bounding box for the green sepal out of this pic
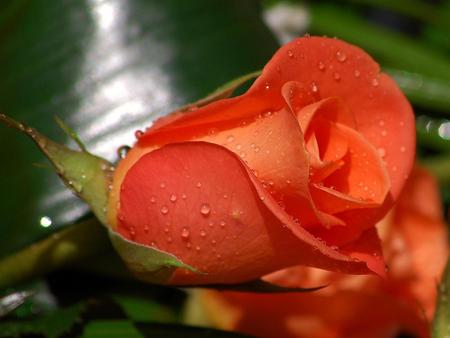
[0,113,113,225]
[179,70,261,111]
[108,230,201,285]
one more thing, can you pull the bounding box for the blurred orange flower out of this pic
[198,166,448,338]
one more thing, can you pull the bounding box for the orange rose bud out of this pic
[108,37,415,284]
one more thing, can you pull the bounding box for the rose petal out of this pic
[117,142,375,284]
[250,37,415,203]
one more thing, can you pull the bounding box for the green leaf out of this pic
[348,0,450,30]
[385,68,450,112]
[0,218,110,291]
[0,290,34,318]
[109,230,201,285]
[0,0,278,257]
[432,256,450,338]
[308,3,450,82]
[81,320,254,338]
[0,114,113,225]
[0,302,85,338]
[110,294,177,323]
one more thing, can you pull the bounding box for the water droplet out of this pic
[371,78,379,87]
[254,146,260,153]
[354,69,360,78]
[211,239,217,245]
[262,110,273,117]
[118,145,131,159]
[216,253,222,259]
[200,203,211,216]
[240,152,246,158]
[170,194,177,202]
[226,135,235,143]
[377,148,386,158]
[167,237,172,243]
[200,230,206,237]
[164,227,169,233]
[259,195,265,201]
[378,120,385,127]
[381,130,387,136]
[181,228,190,239]
[317,61,325,71]
[336,51,347,62]
[392,166,398,172]
[333,72,341,81]
[287,50,294,57]
[144,225,149,233]
[196,182,202,188]
[181,193,187,199]
[160,205,169,215]
[310,82,319,93]
[223,194,228,199]
[160,182,166,189]
[208,221,215,227]
[150,196,156,203]
[134,130,144,139]
[195,245,201,252]
[400,146,406,153]
[264,82,270,90]
[208,128,218,135]
[40,216,52,228]
[220,221,226,228]
[236,143,242,150]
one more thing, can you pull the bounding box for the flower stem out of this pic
[0,218,110,291]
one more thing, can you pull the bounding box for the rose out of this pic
[107,36,415,284]
[192,167,449,338]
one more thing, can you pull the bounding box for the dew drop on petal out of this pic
[181,193,187,199]
[310,81,319,93]
[144,225,149,233]
[333,72,341,81]
[377,148,386,158]
[400,146,406,153]
[160,205,169,215]
[134,130,144,139]
[287,49,294,57]
[196,182,202,188]
[317,61,325,71]
[381,130,387,136]
[169,194,177,202]
[200,203,211,216]
[160,182,166,189]
[200,230,206,237]
[181,228,190,239]
[118,145,131,159]
[196,246,201,252]
[371,78,379,87]
[150,196,156,203]
[379,120,385,127]
[354,69,360,78]
[220,221,226,228]
[226,135,235,143]
[336,51,347,62]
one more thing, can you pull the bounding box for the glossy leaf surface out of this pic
[0,0,278,257]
